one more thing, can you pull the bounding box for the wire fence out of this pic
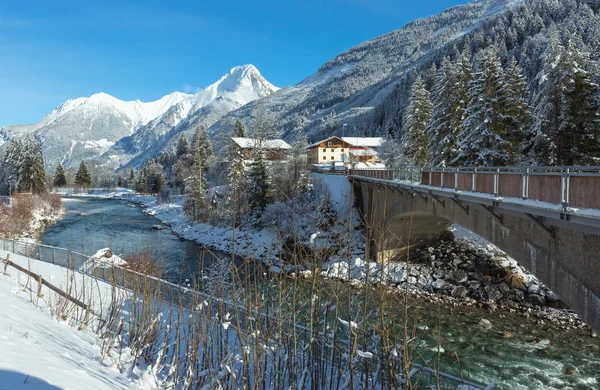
[0,237,89,269]
[0,236,493,389]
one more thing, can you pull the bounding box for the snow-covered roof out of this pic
[308,136,384,149]
[231,137,292,150]
[341,137,384,148]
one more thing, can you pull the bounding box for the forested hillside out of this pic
[379,0,600,166]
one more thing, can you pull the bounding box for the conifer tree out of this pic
[74,161,92,188]
[502,57,533,162]
[117,176,123,188]
[403,75,432,166]
[246,149,269,216]
[176,135,189,158]
[532,31,568,165]
[53,162,67,187]
[426,57,461,166]
[30,138,47,195]
[189,124,212,171]
[128,168,135,188]
[184,148,208,221]
[456,50,512,166]
[560,40,600,164]
[234,119,246,137]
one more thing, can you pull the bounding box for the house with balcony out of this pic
[307,136,384,166]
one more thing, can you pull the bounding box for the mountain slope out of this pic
[207,0,523,151]
[0,65,278,170]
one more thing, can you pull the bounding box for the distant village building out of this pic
[307,136,384,165]
[231,137,292,161]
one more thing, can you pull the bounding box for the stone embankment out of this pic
[321,235,594,333]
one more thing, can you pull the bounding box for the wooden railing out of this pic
[420,166,600,210]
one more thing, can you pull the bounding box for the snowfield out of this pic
[0,251,155,389]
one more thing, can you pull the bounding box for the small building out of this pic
[231,137,292,161]
[307,136,383,165]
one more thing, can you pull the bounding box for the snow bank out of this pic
[81,248,127,272]
[0,250,151,389]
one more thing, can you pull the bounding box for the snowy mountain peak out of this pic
[216,64,279,95]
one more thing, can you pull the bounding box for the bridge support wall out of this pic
[353,178,600,334]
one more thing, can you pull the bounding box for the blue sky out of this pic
[0,0,466,126]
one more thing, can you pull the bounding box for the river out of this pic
[40,197,240,283]
[41,197,600,389]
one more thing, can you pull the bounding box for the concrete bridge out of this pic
[348,166,600,334]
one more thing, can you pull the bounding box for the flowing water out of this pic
[41,197,600,389]
[40,197,237,282]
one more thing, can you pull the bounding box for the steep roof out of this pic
[308,136,384,149]
[341,137,384,148]
[231,137,292,150]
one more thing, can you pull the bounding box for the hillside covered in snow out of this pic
[0,65,278,170]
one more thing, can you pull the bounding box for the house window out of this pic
[341,149,344,152]
[331,156,334,160]
[331,149,334,152]
[323,149,326,152]
[323,156,326,160]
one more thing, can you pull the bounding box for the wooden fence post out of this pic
[3,254,9,275]
[37,274,44,297]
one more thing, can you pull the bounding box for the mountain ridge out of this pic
[0,64,278,169]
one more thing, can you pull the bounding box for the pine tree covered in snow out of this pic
[246,149,269,218]
[456,50,514,166]
[128,168,135,188]
[426,57,461,166]
[74,161,92,188]
[402,76,432,166]
[175,135,189,158]
[184,128,212,221]
[234,119,246,137]
[560,40,600,164]
[184,161,208,222]
[53,162,67,187]
[500,57,533,163]
[189,124,212,171]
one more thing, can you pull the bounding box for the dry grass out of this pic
[507,271,525,288]
[0,194,63,238]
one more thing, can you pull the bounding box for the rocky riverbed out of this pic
[320,232,596,334]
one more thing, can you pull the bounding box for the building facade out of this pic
[231,138,292,161]
[307,136,383,165]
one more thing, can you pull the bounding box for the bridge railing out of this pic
[419,166,600,210]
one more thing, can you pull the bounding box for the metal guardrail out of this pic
[0,237,89,269]
[418,166,600,210]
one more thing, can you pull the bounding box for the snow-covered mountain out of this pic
[0,64,278,169]
[208,0,524,151]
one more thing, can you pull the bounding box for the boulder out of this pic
[527,284,541,295]
[478,318,493,329]
[451,286,468,299]
[544,290,561,303]
[506,288,525,302]
[526,294,547,306]
[471,289,488,302]
[484,286,505,302]
[497,282,510,295]
[432,279,453,291]
[447,270,468,285]
[467,281,481,292]
[490,267,508,278]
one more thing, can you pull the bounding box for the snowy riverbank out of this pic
[0,194,65,243]
[53,187,594,332]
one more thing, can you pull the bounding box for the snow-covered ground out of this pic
[0,250,157,389]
